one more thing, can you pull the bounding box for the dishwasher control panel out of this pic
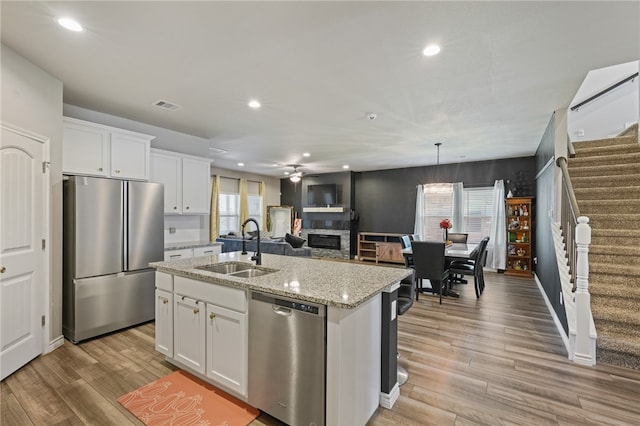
[251,291,324,315]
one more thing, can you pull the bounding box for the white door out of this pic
[182,157,211,214]
[206,303,247,397]
[0,126,46,380]
[155,290,173,357]
[174,295,205,374]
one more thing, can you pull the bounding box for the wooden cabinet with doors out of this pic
[505,197,534,277]
[357,232,405,264]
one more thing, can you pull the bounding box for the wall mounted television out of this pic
[307,184,338,206]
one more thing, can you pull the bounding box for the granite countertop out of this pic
[165,241,223,250]
[150,252,412,309]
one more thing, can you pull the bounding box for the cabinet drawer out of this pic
[174,275,247,313]
[193,245,221,257]
[164,248,193,261]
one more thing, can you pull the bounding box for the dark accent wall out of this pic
[282,157,537,256]
[535,113,567,333]
[353,157,536,234]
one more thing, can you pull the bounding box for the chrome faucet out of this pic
[241,218,261,265]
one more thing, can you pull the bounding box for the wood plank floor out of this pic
[2,271,639,425]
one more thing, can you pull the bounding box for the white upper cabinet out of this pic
[150,149,211,215]
[63,117,153,180]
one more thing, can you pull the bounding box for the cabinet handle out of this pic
[0,266,5,273]
[185,206,190,210]
[210,313,216,320]
[173,206,177,210]
[115,169,120,174]
[162,299,168,304]
[193,308,200,314]
[98,167,103,172]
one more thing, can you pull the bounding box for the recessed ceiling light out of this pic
[284,171,290,175]
[57,17,83,32]
[423,44,441,56]
[238,162,245,167]
[248,99,261,109]
[302,152,310,157]
[343,165,349,169]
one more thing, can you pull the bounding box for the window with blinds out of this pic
[462,187,493,243]
[219,177,239,234]
[420,185,493,244]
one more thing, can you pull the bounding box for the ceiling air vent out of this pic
[153,99,182,111]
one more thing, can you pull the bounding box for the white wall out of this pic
[1,44,64,347]
[568,60,639,141]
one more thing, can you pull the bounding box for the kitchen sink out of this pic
[195,262,277,278]
[228,268,273,278]
[196,262,255,274]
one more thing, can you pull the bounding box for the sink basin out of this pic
[228,268,274,278]
[195,262,277,278]
[195,262,256,274]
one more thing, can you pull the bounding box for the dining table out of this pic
[401,242,478,297]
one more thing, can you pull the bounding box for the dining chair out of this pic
[411,241,450,304]
[446,233,469,284]
[449,236,490,298]
[396,271,414,385]
[447,233,468,243]
[400,235,414,268]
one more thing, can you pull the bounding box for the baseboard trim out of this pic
[534,273,570,355]
[46,335,65,354]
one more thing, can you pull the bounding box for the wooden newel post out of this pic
[574,216,594,366]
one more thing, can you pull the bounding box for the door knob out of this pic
[0,266,5,273]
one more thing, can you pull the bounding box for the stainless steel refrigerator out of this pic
[63,176,164,343]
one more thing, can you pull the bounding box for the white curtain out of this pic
[452,182,464,233]
[486,179,506,269]
[414,185,425,239]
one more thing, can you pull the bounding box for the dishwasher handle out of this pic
[273,306,292,316]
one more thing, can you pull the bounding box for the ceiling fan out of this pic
[286,164,304,182]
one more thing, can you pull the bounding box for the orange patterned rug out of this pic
[118,371,259,426]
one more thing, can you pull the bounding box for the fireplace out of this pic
[308,233,341,250]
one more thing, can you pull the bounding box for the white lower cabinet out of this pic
[155,290,173,357]
[155,273,248,398]
[174,296,206,374]
[206,304,247,397]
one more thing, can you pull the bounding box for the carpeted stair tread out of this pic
[589,280,640,303]
[588,214,640,230]
[590,261,640,277]
[571,174,640,189]
[575,188,640,202]
[590,253,640,268]
[618,122,638,138]
[573,143,640,157]
[572,134,637,149]
[569,151,640,167]
[567,163,640,177]
[591,270,640,287]
[596,319,640,341]
[592,228,640,238]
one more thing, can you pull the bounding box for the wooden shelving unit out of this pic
[505,197,534,277]
[357,232,405,264]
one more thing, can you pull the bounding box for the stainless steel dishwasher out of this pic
[248,291,326,426]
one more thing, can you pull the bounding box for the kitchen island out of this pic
[151,251,412,426]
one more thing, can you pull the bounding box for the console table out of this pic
[357,232,405,264]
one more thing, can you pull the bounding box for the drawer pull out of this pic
[210,313,216,320]
[162,299,168,304]
[98,167,103,172]
[115,169,120,174]
[193,308,200,314]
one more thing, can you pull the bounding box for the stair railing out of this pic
[556,155,596,366]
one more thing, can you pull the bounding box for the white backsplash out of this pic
[164,215,210,243]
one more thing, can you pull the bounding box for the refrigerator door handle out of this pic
[123,182,129,271]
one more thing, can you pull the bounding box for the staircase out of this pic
[568,123,640,369]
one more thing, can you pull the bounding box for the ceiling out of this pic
[2,1,638,177]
